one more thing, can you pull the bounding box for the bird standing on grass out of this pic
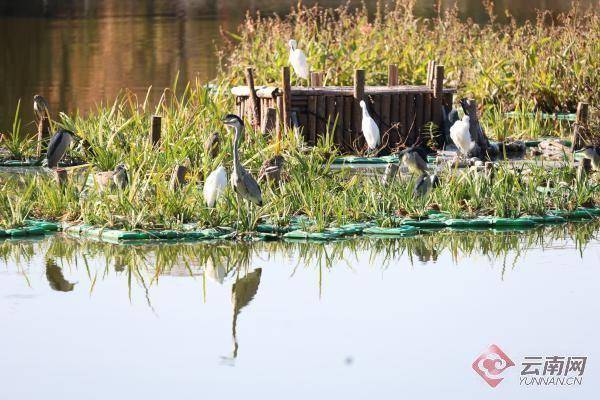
[413,172,440,198]
[288,39,310,81]
[398,147,429,175]
[46,128,74,169]
[222,114,263,226]
[450,115,473,156]
[204,165,228,208]
[33,94,49,121]
[205,132,220,159]
[359,100,380,153]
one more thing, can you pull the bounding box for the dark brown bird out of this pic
[33,94,49,121]
[258,155,284,183]
[204,132,220,159]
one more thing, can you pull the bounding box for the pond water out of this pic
[0,0,594,131]
[1,223,599,399]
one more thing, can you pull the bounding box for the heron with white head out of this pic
[46,128,75,169]
[222,114,263,227]
[204,165,228,208]
[450,115,473,156]
[288,39,310,82]
[33,94,49,121]
[359,100,380,154]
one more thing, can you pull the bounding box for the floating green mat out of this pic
[0,159,42,167]
[401,217,448,228]
[0,226,47,237]
[283,229,341,241]
[64,224,236,242]
[524,215,566,224]
[363,225,419,237]
[25,220,61,231]
[549,209,596,220]
[256,223,295,234]
[444,217,495,228]
[505,112,576,122]
[488,217,538,227]
[333,155,399,165]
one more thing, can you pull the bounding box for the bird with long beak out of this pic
[222,114,263,227]
[288,39,310,81]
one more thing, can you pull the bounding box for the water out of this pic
[0,0,593,131]
[1,224,599,399]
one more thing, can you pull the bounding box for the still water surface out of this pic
[0,0,594,131]
[1,224,599,399]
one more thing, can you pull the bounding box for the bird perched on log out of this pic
[204,165,228,208]
[223,114,263,225]
[398,146,429,175]
[46,128,74,169]
[576,147,600,171]
[204,132,220,159]
[450,115,473,156]
[413,172,440,198]
[33,94,49,121]
[288,39,310,81]
[359,100,380,153]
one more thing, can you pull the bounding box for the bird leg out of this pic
[236,193,242,231]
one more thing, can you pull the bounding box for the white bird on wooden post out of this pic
[203,165,228,208]
[359,100,380,152]
[288,39,310,81]
[450,115,473,156]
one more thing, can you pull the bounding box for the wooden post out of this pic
[353,69,365,143]
[262,107,277,134]
[282,67,291,128]
[276,95,285,143]
[54,169,68,187]
[36,117,50,157]
[388,65,398,86]
[244,67,261,129]
[427,60,436,88]
[308,96,317,145]
[310,71,323,87]
[432,65,444,128]
[571,102,589,151]
[150,115,161,146]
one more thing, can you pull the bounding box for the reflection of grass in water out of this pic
[1,222,599,299]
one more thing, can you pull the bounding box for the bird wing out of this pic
[362,117,380,148]
[291,50,309,79]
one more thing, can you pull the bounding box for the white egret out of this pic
[288,39,309,81]
[359,100,380,152]
[203,165,228,207]
[450,115,473,155]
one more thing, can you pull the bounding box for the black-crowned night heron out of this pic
[112,164,128,190]
[576,147,600,171]
[33,94,49,121]
[46,128,74,169]
[413,172,440,197]
[398,146,429,175]
[222,114,263,224]
[205,132,220,159]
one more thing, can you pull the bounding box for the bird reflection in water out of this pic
[45,258,76,292]
[222,267,262,365]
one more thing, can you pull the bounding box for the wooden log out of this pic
[150,115,161,146]
[308,96,317,145]
[282,67,291,128]
[316,95,326,139]
[388,64,398,86]
[571,102,589,151]
[343,96,353,150]
[432,65,444,128]
[36,116,50,157]
[285,86,457,96]
[353,69,366,147]
[334,96,344,147]
[276,95,284,141]
[310,71,324,87]
[244,67,261,128]
[426,60,436,88]
[231,86,279,98]
[262,107,277,134]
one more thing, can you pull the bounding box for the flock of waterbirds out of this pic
[29,38,600,224]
